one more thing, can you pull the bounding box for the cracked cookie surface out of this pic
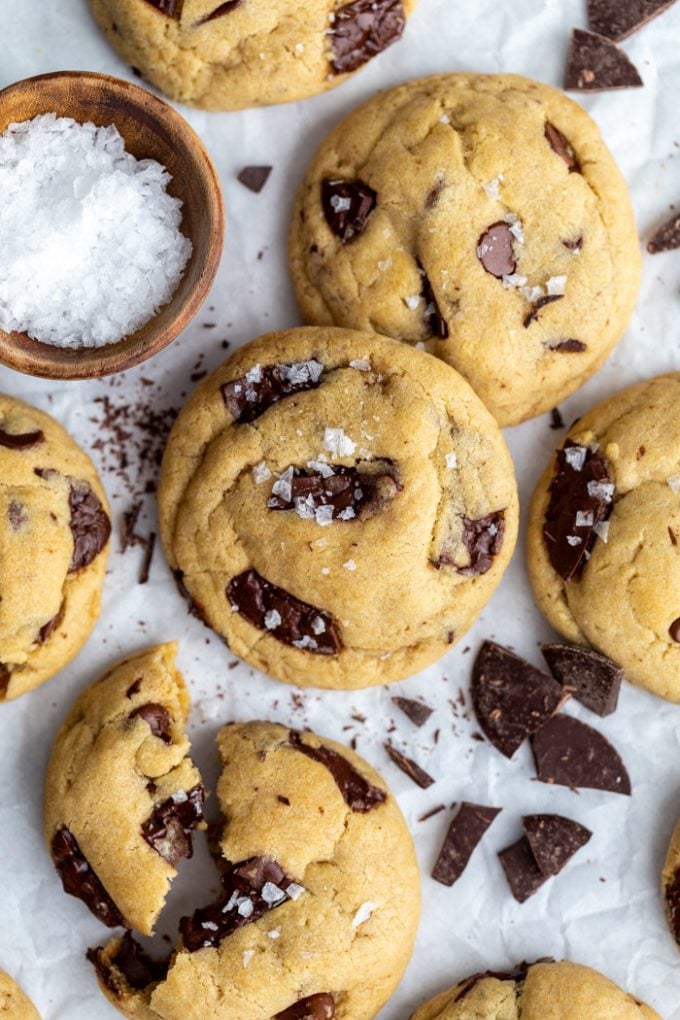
[87,0,416,111]
[528,373,680,702]
[158,327,518,689]
[410,961,658,1019]
[89,720,420,1020]
[0,395,110,702]
[45,643,205,936]
[289,73,641,426]
[0,969,40,1019]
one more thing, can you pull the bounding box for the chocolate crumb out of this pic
[237,166,272,193]
[384,743,435,789]
[647,213,680,254]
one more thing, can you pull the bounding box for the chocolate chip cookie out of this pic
[289,73,642,426]
[45,644,205,936]
[662,819,680,951]
[89,720,420,1020]
[0,395,111,703]
[158,327,518,689]
[528,373,680,702]
[410,961,659,1019]
[88,0,416,111]
[0,969,40,1019]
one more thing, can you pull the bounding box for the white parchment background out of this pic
[1,0,679,1017]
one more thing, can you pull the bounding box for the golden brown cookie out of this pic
[662,819,680,952]
[0,969,40,1019]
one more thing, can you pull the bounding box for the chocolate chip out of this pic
[126,679,142,699]
[391,696,433,727]
[68,481,111,573]
[454,963,537,1003]
[531,714,631,794]
[130,703,173,743]
[321,178,377,243]
[142,785,205,867]
[544,123,581,172]
[51,827,124,927]
[550,408,565,430]
[588,0,677,41]
[563,236,584,252]
[417,261,449,339]
[384,743,434,789]
[268,464,400,521]
[432,802,501,887]
[523,294,564,328]
[665,867,680,947]
[39,602,65,643]
[221,360,324,424]
[142,0,183,16]
[457,511,506,575]
[228,569,342,655]
[499,837,549,903]
[237,165,272,193]
[669,618,680,642]
[276,995,336,1020]
[543,440,613,582]
[425,179,445,209]
[87,932,169,996]
[277,795,291,805]
[329,0,405,74]
[541,643,623,716]
[197,0,242,24]
[565,28,643,92]
[549,339,588,352]
[0,426,44,450]
[7,500,27,530]
[647,213,680,254]
[523,814,592,877]
[471,641,568,759]
[477,222,516,278]
[290,730,386,812]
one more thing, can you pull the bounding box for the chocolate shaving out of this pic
[544,123,580,172]
[142,0,183,15]
[432,802,501,887]
[391,696,433,727]
[588,0,678,41]
[237,165,272,193]
[68,481,111,573]
[268,464,400,521]
[129,703,172,743]
[541,643,623,716]
[329,0,405,75]
[384,743,434,789]
[549,339,588,352]
[499,837,549,903]
[88,933,168,995]
[197,0,242,25]
[276,995,336,1020]
[290,730,386,811]
[221,360,324,425]
[531,714,631,794]
[565,28,643,92]
[142,785,205,867]
[0,427,44,450]
[321,178,377,243]
[523,813,592,876]
[51,827,124,927]
[417,261,449,339]
[524,294,564,328]
[647,213,680,254]
[477,222,516,278]
[139,532,156,585]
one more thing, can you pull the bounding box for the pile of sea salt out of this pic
[0,113,193,348]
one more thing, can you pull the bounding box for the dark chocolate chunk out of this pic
[197,0,242,24]
[477,222,516,278]
[471,641,568,759]
[665,867,680,947]
[457,511,506,575]
[68,481,111,573]
[290,730,386,811]
[544,123,580,172]
[588,0,678,41]
[39,602,64,643]
[432,802,501,887]
[141,785,205,867]
[237,165,272,193]
[523,814,592,876]
[180,856,297,952]
[647,214,680,254]
[425,179,445,209]
[51,826,124,927]
[126,679,142,699]
[139,532,156,585]
[543,440,614,582]
[499,837,549,903]
[129,703,173,743]
[268,464,400,521]
[531,714,631,794]
[453,962,536,1003]
[276,995,336,1020]
[670,618,680,643]
[565,28,643,92]
[391,696,433,727]
[418,261,449,339]
[221,360,324,425]
[541,643,623,716]
[524,294,564,328]
[8,500,27,530]
[88,932,168,995]
[321,178,377,243]
[228,569,342,655]
[550,408,565,430]
[142,0,183,15]
[329,0,405,74]
[549,339,588,352]
[0,427,44,450]
[384,743,434,789]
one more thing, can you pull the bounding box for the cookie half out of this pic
[528,373,680,702]
[158,327,518,689]
[0,395,111,702]
[0,969,40,1019]
[289,73,641,426]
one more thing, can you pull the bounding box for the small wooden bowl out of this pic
[0,71,224,379]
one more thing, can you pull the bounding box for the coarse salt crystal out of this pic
[668,476,680,493]
[521,285,545,303]
[324,427,356,457]
[252,461,271,484]
[343,559,357,571]
[294,635,318,650]
[564,446,587,471]
[445,452,458,469]
[264,610,282,630]
[261,882,287,906]
[282,359,323,385]
[546,275,567,296]
[267,929,281,939]
[349,358,371,372]
[352,902,377,927]
[286,883,305,901]
[439,114,450,124]
[404,295,421,310]
[566,536,582,546]
[587,480,614,502]
[315,505,334,526]
[312,616,327,634]
[271,467,295,503]
[308,459,334,477]
[337,507,356,520]
[483,175,503,201]
[575,511,594,527]
[330,195,351,212]
[242,950,255,968]
[378,258,393,271]
[237,898,254,917]
[502,273,528,289]
[593,520,610,543]
[246,364,263,384]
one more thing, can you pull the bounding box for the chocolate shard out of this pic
[523,814,592,876]
[141,785,205,867]
[228,569,342,656]
[531,714,631,794]
[543,440,614,582]
[544,123,580,172]
[321,178,377,243]
[549,339,588,353]
[432,802,501,887]
[499,837,549,903]
[565,28,643,92]
[329,0,406,75]
[471,641,568,759]
[237,165,272,193]
[457,511,506,575]
[477,222,516,278]
[391,696,433,727]
[221,360,324,425]
[88,932,169,995]
[524,294,564,328]
[588,0,678,41]
[418,261,449,339]
[664,866,680,947]
[453,962,538,1003]
[197,0,242,25]
[142,0,183,16]
[550,408,565,430]
[268,464,401,521]
[51,826,124,927]
[384,743,435,789]
[276,995,336,1020]
[0,426,44,450]
[647,213,680,254]
[541,643,623,717]
[129,703,173,743]
[290,730,386,812]
[68,481,111,573]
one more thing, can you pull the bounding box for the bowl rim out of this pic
[0,69,225,380]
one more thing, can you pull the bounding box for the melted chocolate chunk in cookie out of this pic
[477,222,516,278]
[68,481,111,573]
[129,703,173,743]
[329,0,406,75]
[88,932,169,995]
[228,569,342,655]
[290,730,387,811]
[276,995,336,1020]
[544,123,580,172]
[458,511,506,575]
[454,962,535,1003]
[197,0,242,25]
[665,867,680,947]
[221,360,324,424]
[0,665,11,698]
[51,826,124,927]
[321,178,377,242]
[142,785,205,867]
[142,0,183,16]
[524,294,564,328]
[418,261,449,339]
[268,463,400,521]
[39,602,65,643]
[549,339,588,352]
[0,426,44,449]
